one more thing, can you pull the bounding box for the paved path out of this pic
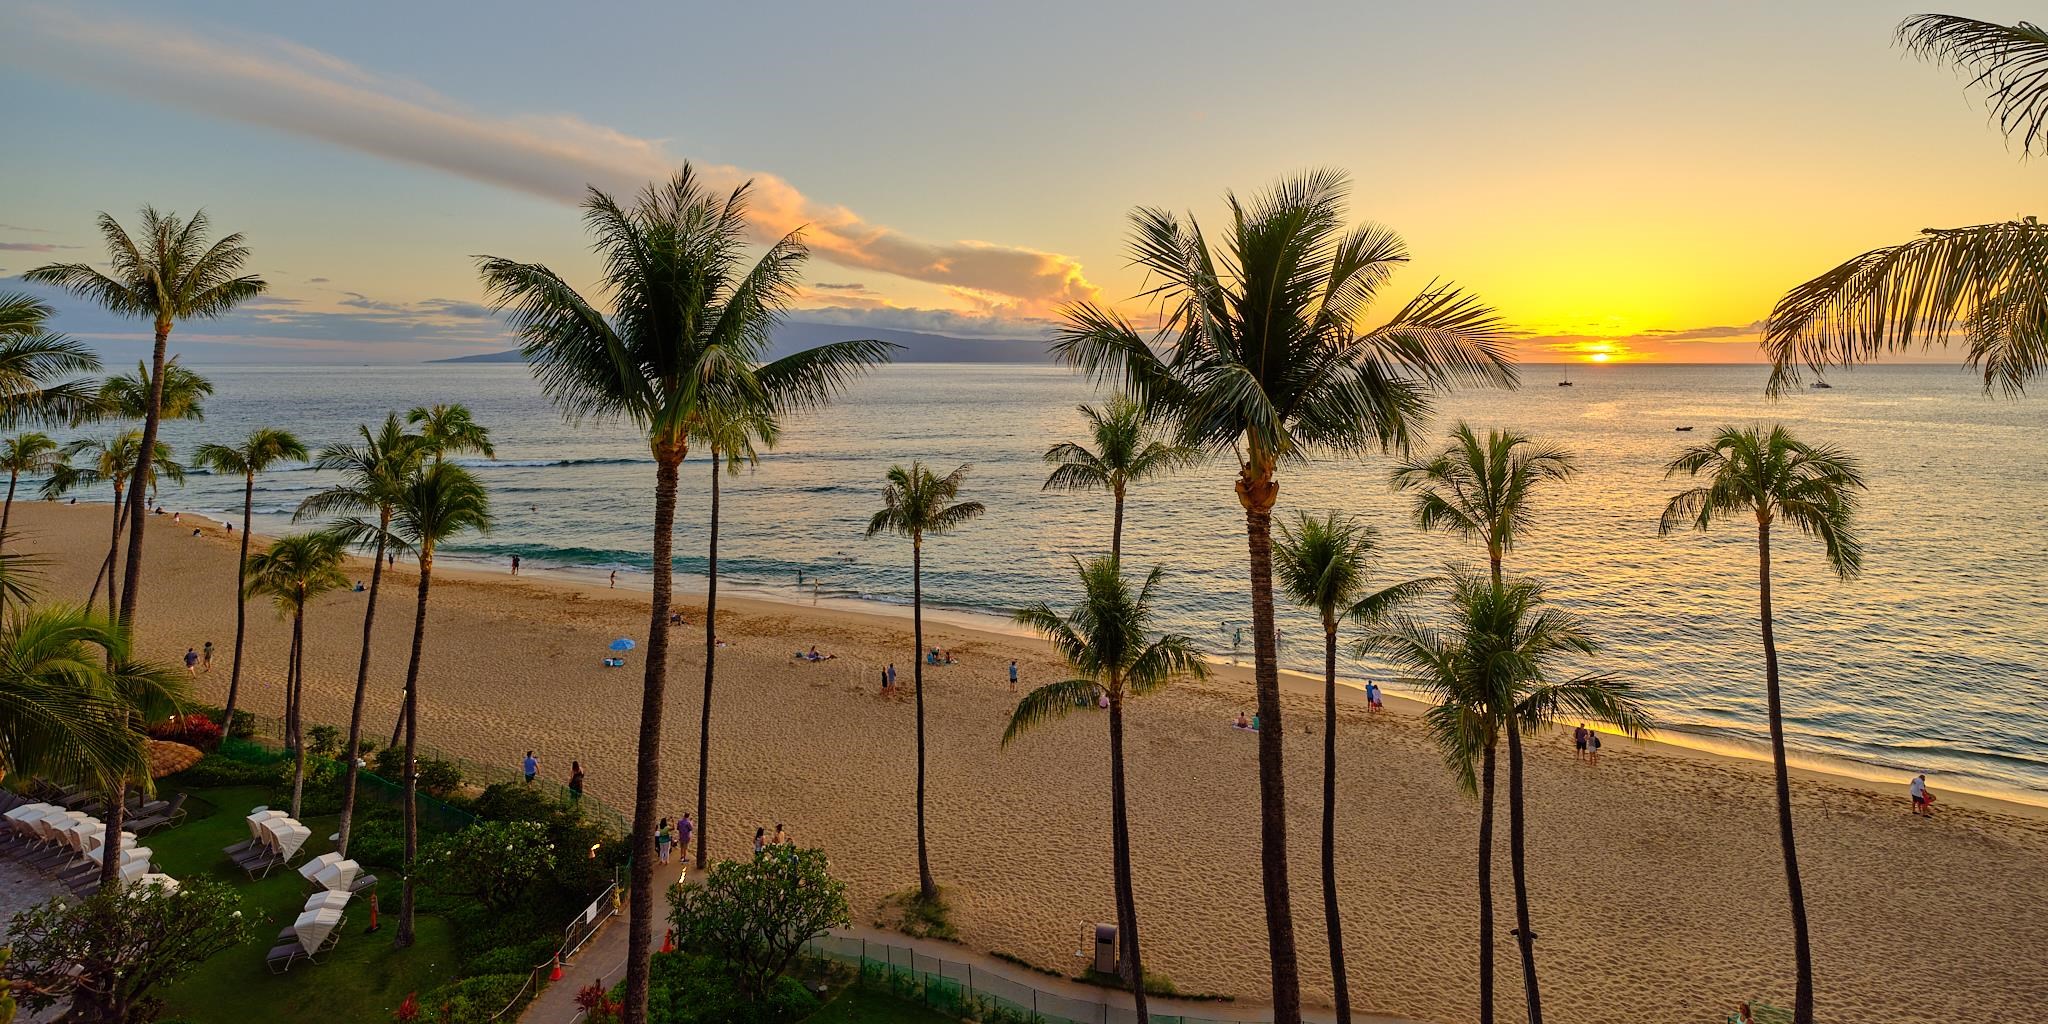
[517,860,1417,1024]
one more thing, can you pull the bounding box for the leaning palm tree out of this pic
[0,604,153,790]
[1273,512,1432,1024]
[334,461,489,948]
[243,532,349,818]
[1,432,65,553]
[1004,558,1205,1024]
[0,292,102,429]
[1366,570,1650,1024]
[1660,425,1864,1024]
[865,461,985,902]
[1041,396,1199,561]
[1391,423,1577,587]
[406,403,495,465]
[1389,423,1574,1019]
[193,428,308,740]
[478,167,891,1023]
[295,415,421,856]
[26,208,266,628]
[48,433,183,618]
[1765,14,2048,394]
[1054,170,1513,1020]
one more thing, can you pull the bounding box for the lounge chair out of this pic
[129,794,187,835]
[266,906,345,973]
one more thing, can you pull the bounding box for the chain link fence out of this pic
[801,934,1254,1024]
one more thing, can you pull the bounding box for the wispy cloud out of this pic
[0,241,78,252]
[0,4,1099,315]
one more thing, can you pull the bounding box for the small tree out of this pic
[668,847,849,1001]
[419,820,555,912]
[4,878,249,1023]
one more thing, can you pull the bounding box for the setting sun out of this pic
[1590,352,1611,362]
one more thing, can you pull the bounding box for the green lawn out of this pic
[804,986,962,1024]
[146,786,462,1024]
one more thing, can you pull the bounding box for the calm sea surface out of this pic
[64,361,2048,802]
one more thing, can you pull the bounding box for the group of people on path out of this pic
[656,813,695,865]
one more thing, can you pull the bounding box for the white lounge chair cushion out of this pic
[303,889,351,913]
[300,851,344,882]
[313,859,360,892]
[293,906,344,952]
[133,873,179,895]
[268,822,311,860]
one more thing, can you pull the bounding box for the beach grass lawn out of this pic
[144,786,460,1023]
[803,986,962,1024]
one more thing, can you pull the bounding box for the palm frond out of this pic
[1899,14,2048,154]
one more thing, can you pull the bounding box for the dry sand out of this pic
[15,501,2047,1024]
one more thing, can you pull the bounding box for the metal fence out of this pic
[801,935,1255,1024]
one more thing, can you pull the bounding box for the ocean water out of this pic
[61,361,2048,802]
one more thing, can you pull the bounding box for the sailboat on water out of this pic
[1558,363,1574,387]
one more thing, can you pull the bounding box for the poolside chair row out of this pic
[298,851,377,896]
[0,799,171,897]
[267,888,354,972]
[0,787,186,834]
[222,809,314,878]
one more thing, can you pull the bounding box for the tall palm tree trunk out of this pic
[695,452,721,871]
[1322,619,1351,1024]
[1239,468,1301,1024]
[911,535,936,902]
[90,488,123,613]
[1106,693,1149,1024]
[1110,485,1125,564]
[1757,519,1813,1024]
[623,446,683,1024]
[1476,737,1497,1024]
[1506,723,1542,1024]
[289,610,307,817]
[395,547,436,949]
[1,470,19,551]
[116,322,171,627]
[337,524,389,856]
[222,475,258,740]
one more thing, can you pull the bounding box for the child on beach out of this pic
[1911,774,1936,816]
[657,817,673,864]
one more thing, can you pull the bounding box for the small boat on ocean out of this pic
[1675,426,1694,432]
[1811,380,1833,389]
[1558,365,1574,387]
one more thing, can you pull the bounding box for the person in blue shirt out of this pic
[522,750,539,783]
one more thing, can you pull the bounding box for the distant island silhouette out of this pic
[431,320,1050,364]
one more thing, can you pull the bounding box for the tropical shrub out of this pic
[668,847,848,1001]
[416,758,463,797]
[307,724,341,759]
[165,752,278,788]
[639,953,819,1024]
[3,878,249,1023]
[420,820,554,912]
[146,713,222,750]
[415,973,529,1024]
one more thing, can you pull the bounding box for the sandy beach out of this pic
[17,500,2047,1024]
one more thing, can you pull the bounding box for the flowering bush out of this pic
[147,713,223,750]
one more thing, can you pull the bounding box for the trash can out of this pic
[1094,923,1118,974]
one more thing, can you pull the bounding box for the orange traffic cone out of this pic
[661,928,675,953]
[548,954,563,982]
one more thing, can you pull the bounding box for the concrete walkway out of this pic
[517,860,1416,1024]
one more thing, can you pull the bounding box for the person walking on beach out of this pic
[1573,723,1588,760]
[201,641,214,673]
[1586,728,1603,765]
[676,813,693,865]
[656,817,674,864]
[752,826,767,859]
[1008,659,1018,691]
[510,554,520,575]
[522,750,539,783]
[568,760,584,801]
[886,663,897,689]
[1365,680,1382,711]
[608,569,618,589]
[1910,774,1936,816]
[183,647,198,676]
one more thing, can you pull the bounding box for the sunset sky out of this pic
[2,0,2042,364]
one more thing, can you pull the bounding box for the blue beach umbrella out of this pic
[609,637,637,652]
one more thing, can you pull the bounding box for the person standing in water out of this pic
[510,554,521,575]
[609,570,618,589]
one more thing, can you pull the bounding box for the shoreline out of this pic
[33,500,2048,1024]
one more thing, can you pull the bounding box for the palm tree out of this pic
[1,432,65,554]
[1004,558,1205,1024]
[1053,170,1513,1019]
[336,462,489,948]
[295,415,422,856]
[193,428,309,741]
[865,461,985,902]
[1273,512,1432,1024]
[478,167,891,1023]
[1041,396,1199,561]
[406,403,495,465]
[1391,423,1577,587]
[26,208,265,628]
[0,604,155,790]
[242,531,348,817]
[47,433,184,618]
[1764,15,2048,393]
[1389,423,1574,1020]
[0,292,102,429]
[1660,425,1864,1024]
[1366,570,1650,1024]
[94,357,213,423]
